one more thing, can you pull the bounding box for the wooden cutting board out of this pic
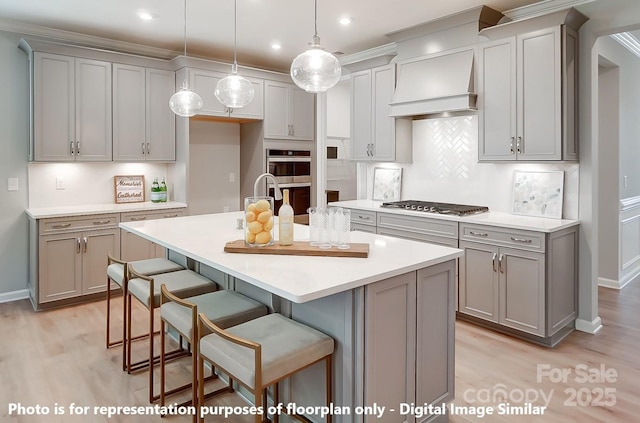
[224,240,369,258]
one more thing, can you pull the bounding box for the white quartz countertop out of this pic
[26,201,188,219]
[331,200,580,233]
[119,211,463,303]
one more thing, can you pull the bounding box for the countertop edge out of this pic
[26,202,188,219]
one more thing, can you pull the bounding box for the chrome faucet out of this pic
[253,172,283,200]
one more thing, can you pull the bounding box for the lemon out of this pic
[248,221,263,234]
[255,199,271,213]
[257,209,272,223]
[247,203,257,213]
[255,231,272,244]
[246,232,256,243]
[246,211,256,222]
[263,218,273,231]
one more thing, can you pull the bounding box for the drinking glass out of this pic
[318,208,332,249]
[329,207,341,246]
[308,207,321,246]
[336,209,351,249]
[244,196,275,247]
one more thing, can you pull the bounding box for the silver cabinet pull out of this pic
[469,231,488,237]
[357,215,371,220]
[510,137,515,154]
[130,216,147,221]
[76,237,81,253]
[517,136,522,154]
[164,214,178,218]
[70,141,75,155]
[83,236,88,253]
[510,237,532,244]
[52,223,71,229]
[146,142,150,155]
[492,252,497,272]
[141,143,145,155]
[93,220,111,225]
[499,254,505,273]
[76,142,80,155]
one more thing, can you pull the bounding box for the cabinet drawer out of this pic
[377,212,458,240]
[460,224,545,252]
[349,209,376,226]
[40,214,119,234]
[376,226,458,248]
[351,222,377,233]
[121,209,186,222]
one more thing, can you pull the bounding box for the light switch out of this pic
[229,172,236,183]
[223,206,230,212]
[56,177,65,190]
[7,178,18,191]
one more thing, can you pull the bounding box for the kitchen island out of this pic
[120,211,463,423]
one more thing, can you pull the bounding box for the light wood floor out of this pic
[1,280,638,422]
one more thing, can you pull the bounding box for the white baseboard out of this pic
[598,277,622,289]
[0,289,29,304]
[575,316,603,334]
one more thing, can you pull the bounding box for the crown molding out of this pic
[610,32,640,59]
[338,42,397,71]
[0,17,178,60]
[502,0,595,21]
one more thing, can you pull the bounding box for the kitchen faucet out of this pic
[253,172,283,200]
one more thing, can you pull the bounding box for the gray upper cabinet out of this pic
[478,9,584,162]
[113,64,175,161]
[190,68,264,120]
[264,81,314,140]
[351,64,411,162]
[34,52,112,162]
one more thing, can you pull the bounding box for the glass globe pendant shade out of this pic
[214,66,255,108]
[169,81,203,117]
[290,36,341,93]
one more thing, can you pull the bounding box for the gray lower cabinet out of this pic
[458,223,577,345]
[30,214,121,308]
[119,208,186,261]
[365,261,455,423]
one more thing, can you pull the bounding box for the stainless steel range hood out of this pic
[389,48,476,118]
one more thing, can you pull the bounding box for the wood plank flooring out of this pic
[1,280,638,422]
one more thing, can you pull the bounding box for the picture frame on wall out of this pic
[114,175,145,204]
[512,170,564,219]
[372,167,402,202]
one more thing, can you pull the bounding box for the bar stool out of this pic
[197,312,335,423]
[127,267,217,403]
[160,285,268,420]
[106,254,184,370]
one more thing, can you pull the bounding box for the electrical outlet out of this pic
[624,176,628,188]
[223,206,230,212]
[56,177,65,190]
[7,178,18,191]
[229,172,236,183]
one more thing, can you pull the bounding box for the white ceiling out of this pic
[0,0,543,72]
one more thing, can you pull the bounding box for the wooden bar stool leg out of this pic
[127,291,133,374]
[326,355,332,423]
[148,288,155,403]
[198,354,205,423]
[273,383,280,423]
[160,318,166,407]
[121,279,128,371]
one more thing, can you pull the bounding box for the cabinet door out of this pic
[190,69,229,117]
[229,78,264,120]
[459,241,499,322]
[365,272,416,423]
[264,81,290,138]
[146,68,176,161]
[39,233,82,303]
[371,64,395,161]
[517,27,562,160]
[120,230,156,262]
[350,70,372,160]
[478,38,516,161]
[74,58,112,161]
[326,77,350,139]
[499,247,545,336]
[113,63,146,161]
[34,52,75,161]
[82,229,120,295]
[291,87,314,140]
[416,261,456,422]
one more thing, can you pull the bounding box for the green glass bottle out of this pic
[151,177,160,203]
[159,177,167,202]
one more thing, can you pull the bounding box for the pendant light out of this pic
[215,0,255,108]
[290,0,341,93]
[169,0,203,117]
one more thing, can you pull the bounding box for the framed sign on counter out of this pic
[114,175,145,204]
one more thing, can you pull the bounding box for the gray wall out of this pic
[0,30,29,296]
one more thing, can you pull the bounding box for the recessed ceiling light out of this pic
[339,16,352,26]
[271,43,282,50]
[138,11,156,21]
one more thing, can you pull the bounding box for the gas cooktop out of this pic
[380,200,489,216]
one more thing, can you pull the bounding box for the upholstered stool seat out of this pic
[159,287,268,418]
[105,254,184,371]
[198,313,334,423]
[126,268,217,403]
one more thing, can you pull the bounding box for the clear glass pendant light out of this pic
[290,0,341,93]
[215,0,255,108]
[169,0,203,117]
